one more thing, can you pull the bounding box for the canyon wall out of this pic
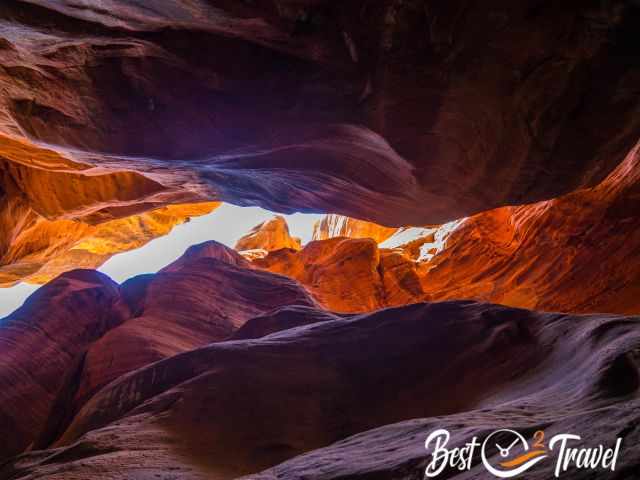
[0,0,638,262]
[246,141,640,315]
[0,2,639,479]
[1,0,638,284]
[312,214,398,243]
[235,215,301,253]
[0,243,638,479]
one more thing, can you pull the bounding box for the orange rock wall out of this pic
[312,214,398,243]
[235,215,301,252]
[251,143,640,315]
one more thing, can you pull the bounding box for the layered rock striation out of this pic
[0,2,639,480]
[1,274,639,479]
[235,215,301,253]
[245,142,640,315]
[0,0,638,283]
[312,214,398,243]
[0,241,316,461]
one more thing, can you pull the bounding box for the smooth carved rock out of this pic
[0,135,219,285]
[418,140,640,315]
[235,216,301,252]
[0,0,638,282]
[312,214,398,243]
[0,199,219,286]
[0,241,316,461]
[0,0,640,278]
[0,270,129,460]
[1,301,639,479]
[253,237,386,313]
[0,3,639,479]
[249,142,640,315]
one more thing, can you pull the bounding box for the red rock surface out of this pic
[312,214,397,243]
[248,142,640,315]
[0,0,639,283]
[1,299,639,479]
[419,140,640,315]
[0,135,219,284]
[253,237,386,313]
[0,241,316,461]
[235,215,301,252]
[0,270,128,460]
[0,0,637,268]
[0,3,639,480]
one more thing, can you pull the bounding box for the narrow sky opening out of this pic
[0,204,323,318]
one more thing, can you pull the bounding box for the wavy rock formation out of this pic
[0,134,219,285]
[0,270,128,461]
[248,142,640,315]
[251,234,439,313]
[0,0,637,277]
[0,2,639,480]
[0,241,316,461]
[0,198,218,286]
[1,295,639,479]
[419,140,640,315]
[312,214,397,243]
[235,215,301,253]
[253,237,386,313]
[0,0,639,281]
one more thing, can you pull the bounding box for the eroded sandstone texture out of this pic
[0,133,219,285]
[0,246,639,479]
[1,1,640,480]
[312,214,398,243]
[235,215,301,253]
[0,241,317,461]
[246,142,640,315]
[0,0,638,265]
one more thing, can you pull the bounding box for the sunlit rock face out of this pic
[420,140,640,315]
[235,215,301,253]
[0,134,219,285]
[0,199,218,286]
[248,144,640,315]
[0,0,637,274]
[1,231,640,479]
[242,216,457,313]
[254,237,386,312]
[0,1,640,479]
[1,0,639,281]
[312,214,397,243]
[250,235,438,313]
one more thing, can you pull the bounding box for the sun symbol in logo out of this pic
[481,429,547,478]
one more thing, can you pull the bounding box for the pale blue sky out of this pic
[0,204,322,318]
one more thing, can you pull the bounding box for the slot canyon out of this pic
[1,1,639,479]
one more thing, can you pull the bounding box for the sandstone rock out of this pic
[0,199,219,286]
[230,305,346,341]
[237,248,269,262]
[0,241,316,461]
[235,216,301,252]
[0,3,639,480]
[0,270,129,460]
[247,142,640,315]
[1,0,639,280]
[419,140,640,315]
[0,134,219,284]
[0,0,637,286]
[254,237,386,313]
[2,301,639,479]
[312,214,397,243]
